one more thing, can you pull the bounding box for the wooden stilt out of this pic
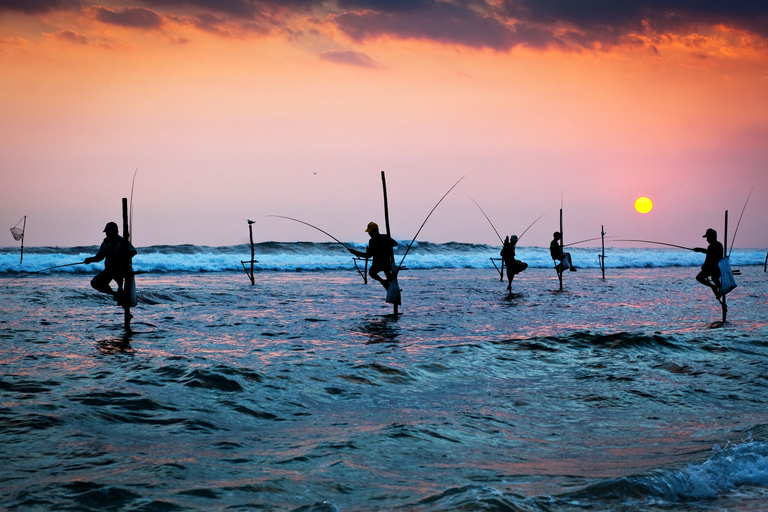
[353,257,369,284]
[558,208,563,291]
[20,216,25,264]
[240,220,259,284]
[600,225,606,279]
[122,198,132,332]
[722,211,728,324]
[381,171,398,316]
[490,258,504,280]
[248,221,255,285]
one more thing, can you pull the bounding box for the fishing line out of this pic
[728,187,753,257]
[468,196,503,244]
[265,215,352,251]
[397,176,466,270]
[614,239,695,251]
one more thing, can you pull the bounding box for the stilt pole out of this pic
[248,222,255,285]
[722,211,728,323]
[122,198,132,332]
[19,216,26,264]
[558,208,563,291]
[600,225,606,279]
[381,171,398,316]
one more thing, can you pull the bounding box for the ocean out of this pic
[1,242,767,511]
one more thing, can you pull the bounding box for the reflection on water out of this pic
[97,330,136,355]
[356,315,401,344]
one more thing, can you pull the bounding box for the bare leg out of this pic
[91,272,116,297]
[369,269,390,290]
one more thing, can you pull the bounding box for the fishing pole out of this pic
[129,167,138,240]
[2,261,87,285]
[565,235,618,247]
[614,239,695,251]
[397,176,466,270]
[518,213,545,242]
[728,187,753,257]
[265,215,352,251]
[467,196,503,244]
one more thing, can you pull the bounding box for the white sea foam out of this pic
[681,439,768,498]
[0,244,765,273]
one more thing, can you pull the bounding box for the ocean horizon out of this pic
[2,241,766,274]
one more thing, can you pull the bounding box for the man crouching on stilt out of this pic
[694,228,724,299]
[349,222,398,290]
[501,235,528,291]
[84,222,137,304]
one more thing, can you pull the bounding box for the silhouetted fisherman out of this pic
[84,222,137,304]
[349,222,397,290]
[500,235,528,291]
[550,231,576,275]
[694,228,724,298]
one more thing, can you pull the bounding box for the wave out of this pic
[408,436,768,511]
[1,242,765,273]
[565,435,768,506]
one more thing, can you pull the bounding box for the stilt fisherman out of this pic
[84,221,137,304]
[694,228,724,298]
[550,231,576,274]
[500,235,528,291]
[348,222,398,290]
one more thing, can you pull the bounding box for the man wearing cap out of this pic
[549,231,576,274]
[84,222,137,302]
[349,222,398,290]
[694,228,724,298]
[500,235,528,291]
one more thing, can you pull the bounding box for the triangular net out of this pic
[10,227,24,241]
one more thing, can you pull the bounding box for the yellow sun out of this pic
[635,196,653,214]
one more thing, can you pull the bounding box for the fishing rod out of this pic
[129,167,138,240]
[728,187,753,257]
[265,215,352,251]
[468,196,503,244]
[518,213,545,242]
[565,235,618,247]
[468,197,544,244]
[614,239,695,251]
[397,176,466,270]
[2,261,87,285]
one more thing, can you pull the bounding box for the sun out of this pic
[634,196,653,214]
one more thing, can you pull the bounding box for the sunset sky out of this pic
[1,0,767,249]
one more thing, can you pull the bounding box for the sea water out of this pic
[1,243,767,511]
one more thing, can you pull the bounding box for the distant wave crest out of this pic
[0,242,764,273]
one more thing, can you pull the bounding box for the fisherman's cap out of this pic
[510,235,518,242]
[103,222,118,233]
[365,222,378,233]
[703,228,717,238]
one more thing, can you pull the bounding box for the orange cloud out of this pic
[91,6,164,30]
[47,28,87,44]
[319,49,379,68]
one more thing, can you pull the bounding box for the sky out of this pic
[1,0,767,250]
